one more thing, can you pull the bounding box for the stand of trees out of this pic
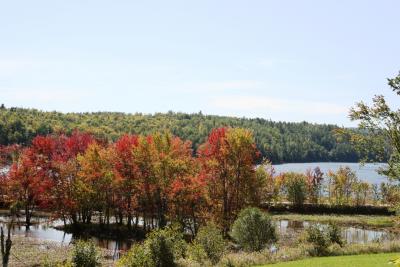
[0,106,379,163]
[267,166,384,207]
[0,128,266,235]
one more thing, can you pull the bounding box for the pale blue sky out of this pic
[1,0,399,126]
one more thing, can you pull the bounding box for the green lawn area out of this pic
[259,253,400,267]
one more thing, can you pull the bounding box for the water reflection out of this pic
[275,219,398,244]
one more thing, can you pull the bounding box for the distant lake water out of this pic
[272,162,388,185]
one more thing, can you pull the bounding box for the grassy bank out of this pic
[7,232,400,266]
[6,236,114,267]
[258,253,399,267]
[213,241,400,267]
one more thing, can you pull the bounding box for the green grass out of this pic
[259,253,399,267]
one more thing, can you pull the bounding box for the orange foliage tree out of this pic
[198,128,262,235]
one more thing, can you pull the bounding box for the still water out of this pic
[273,162,388,185]
[275,220,397,244]
[0,216,131,259]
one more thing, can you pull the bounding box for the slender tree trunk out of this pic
[222,175,228,236]
[1,226,12,267]
[127,213,132,228]
[25,205,31,228]
[118,211,123,225]
[127,196,132,228]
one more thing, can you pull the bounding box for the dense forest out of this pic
[0,105,367,163]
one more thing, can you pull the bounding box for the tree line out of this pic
[266,166,395,208]
[0,105,380,163]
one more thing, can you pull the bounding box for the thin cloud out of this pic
[1,88,91,103]
[211,95,348,115]
[0,59,43,76]
[177,80,265,93]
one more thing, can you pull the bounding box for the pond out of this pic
[0,216,132,260]
[275,219,398,245]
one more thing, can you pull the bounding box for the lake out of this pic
[272,162,388,185]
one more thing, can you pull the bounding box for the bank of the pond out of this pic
[8,237,400,266]
[257,252,399,267]
[4,236,114,267]
[263,203,395,215]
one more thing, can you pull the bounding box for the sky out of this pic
[0,0,399,126]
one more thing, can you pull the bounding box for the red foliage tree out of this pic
[5,131,95,226]
[113,134,139,227]
[7,147,49,226]
[198,127,261,234]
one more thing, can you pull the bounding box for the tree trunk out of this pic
[25,205,31,228]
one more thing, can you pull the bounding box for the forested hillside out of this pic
[0,105,363,163]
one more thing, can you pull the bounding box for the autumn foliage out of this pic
[198,128,261,234]
[0,128,264,233]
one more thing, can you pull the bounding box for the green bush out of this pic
[306,225,329,256]
[146,231,176,267]
[117,244,154,267]
[327,222,344,247]
[187,242,209,264]
[160,223,187,259]
[230,207,277,252]
[41,259,73,267]
[304,222,344,256]
[192,223,225,264]
[118,224,186,267]
[71,240,100,267]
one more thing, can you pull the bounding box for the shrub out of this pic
[186,242,209,264]
[304,222,344,256]
[41,258,73,267]
[146,232,176,267]
[305,225,329,256]
[42,260,73,267]
[192,223,225,264]
[71,240,100,267]
[117,244,154,267]
[327,222,344,247]
[161,223,187,259]
[117,224,186,267]
[230,207,277,252]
